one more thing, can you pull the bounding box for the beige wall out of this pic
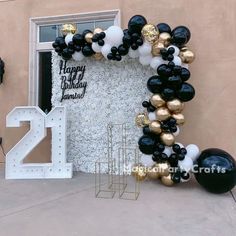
[0,0,236,163]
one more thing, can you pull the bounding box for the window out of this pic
[29,10,120,111]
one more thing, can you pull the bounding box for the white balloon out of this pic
[138,41,152,56]
[141,155,155,167]
[186,144,200,161]
[128,48,139,58]
[105,26,124,47]
[65,33,74,45]
[148,112,156,121]
[92,42,102,53]
[173,56,182,66]
[163,147,172,156]
[101,44,112,58]
[167,45,180,56]
[72,51,84,61]
[150,56,165,70]
[173,126,180,136]
[178,155,193,172]
[139,54,153,66]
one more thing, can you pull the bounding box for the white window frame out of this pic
[29,9,121,106]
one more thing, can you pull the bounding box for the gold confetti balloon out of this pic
[61,24,77,36]
[161,174,174,186]
[149,121,162,134]
[150,94,166,108]
[160,133,175,146]
[179,47,195,64]
[167,99,184,113]
[172,113,185,125]
[85,32,93,43]
[141,24,159,43]
[156,107,171,121]
[135,113,150,127]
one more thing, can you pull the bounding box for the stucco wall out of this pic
[0,0,236,163]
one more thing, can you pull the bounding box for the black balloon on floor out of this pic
[194,148,236,194]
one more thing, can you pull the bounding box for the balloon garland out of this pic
[52,15,236,193]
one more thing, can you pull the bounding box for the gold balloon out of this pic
[150,94,166,108]
[93,28,103,34]
[161,174,174,186]
[152,41,165,56]
[158,32,171,47]
[179,47,195,64]
[172,113,185,125]
[135,113,150,127]
[167,99,184,113]
[147,164,160,179]
[131,164,147,181]
[61,24,77,36]
[160,133,175,146]
[149,121,162,134]
[93,53,103,60]
[155,162,170,177]
[141,24,159,43]
[156,107,171,121]
[85,32,93,43]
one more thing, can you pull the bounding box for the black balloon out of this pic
[194,148,236,194]
[73,34,85,46]
[128,15,147,34]
[157,64,172,77]
[118,45,129,55]
[82,45,95,57]
[176,82,195,102]
[138,135,156,155]
[166,75,182,89]
[147,75,163,93]
[61,48,72,60]
[156,23,171,34]
[161,88,175,101]
[180,68,191,81]
[171,26,191,47]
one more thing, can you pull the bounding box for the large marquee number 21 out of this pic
[5,106,72,179]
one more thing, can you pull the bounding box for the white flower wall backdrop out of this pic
[52,52,154,172]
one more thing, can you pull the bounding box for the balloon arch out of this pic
[52,15,236,193]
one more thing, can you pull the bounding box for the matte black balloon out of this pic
[128,15,147,34]
[147,75,163,93]
[180,68,191,81]
[171,26,191,47]
[156,23,171,34]
[166,75,182,89]
[161,88,175,101]
[176,82,195,102]
[73,34,85,46]
[157,64,172,77]
[82,45,95,57]
[138,135,156,155]
[194,148,236,194]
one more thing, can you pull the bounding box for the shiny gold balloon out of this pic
[85,32,93,43]
[135,113,150,127]
[156,107,171,121]
[93,28,103,34]
[160,133,175,146]
[149,121,162,134]
[147,164,160,179]
[172,113,185,125]
[150,94,166,108]
[179,47,195,64]
[93,53,103,60]
[161,174,174,186]
[155,161,170,177]
[131,164,147,181]
[167,99,184,113]
[152,41,165,56]
[141,24,159,43]
[158,32,171,47]
[61,24,77,36]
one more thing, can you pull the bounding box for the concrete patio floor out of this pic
[0,165,235,236]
